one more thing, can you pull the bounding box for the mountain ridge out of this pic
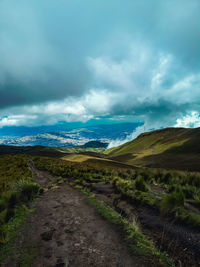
[106,127,200,171]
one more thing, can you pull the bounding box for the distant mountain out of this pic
[0,123,139,147]
[82,141,108,148]
[106,127,200,171]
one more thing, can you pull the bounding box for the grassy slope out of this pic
[106,127,200,171]
[62,153,137,170]
[0,145,105,157]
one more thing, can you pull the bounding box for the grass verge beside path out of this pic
[0,205,33,264]
[87,195,174,267]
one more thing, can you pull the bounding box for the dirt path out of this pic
[7,162,147,267]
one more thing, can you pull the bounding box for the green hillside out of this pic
[106,127,200,171]
[0,145,105,157]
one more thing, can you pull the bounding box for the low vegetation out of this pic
[1,152,199,265]
[33,156,200,229]
[32,155,200,266]
[0,155,32,191]
[0,155,42,263]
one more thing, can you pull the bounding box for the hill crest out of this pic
[106,127,200,171]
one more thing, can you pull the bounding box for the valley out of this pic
[0,123,137,147]
[0,127,200,266]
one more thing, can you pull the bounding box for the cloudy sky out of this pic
[0,0,200,137]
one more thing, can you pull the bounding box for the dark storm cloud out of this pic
[0,0,200,130]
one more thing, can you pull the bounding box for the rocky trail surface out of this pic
[4,162,147,267]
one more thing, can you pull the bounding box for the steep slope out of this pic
[106,127,200,171]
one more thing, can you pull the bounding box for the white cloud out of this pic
[175,111,200,128]
[0,89,114,127]
[88,43,200,117]
[151,54,172,90]
[108,124,145,148]
[0,115,37,127]
[84,89,114,114]
[1,40,200,134]
[88,57,134,90]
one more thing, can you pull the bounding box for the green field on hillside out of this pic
[106,127,200,171]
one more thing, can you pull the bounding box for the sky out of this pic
[0,0,200,143]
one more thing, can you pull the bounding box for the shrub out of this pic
[7,192,19,209]
[168,184,179,193]
[168,184,199,200]
[0,226,7,244]
[163,173,172,184]
[140,170,152,182]
[160,191,185,216]
[154,170,163,182]
[134,176,149,192]
[178,209,200,228]
[186,173,200,187]
[19,183,41,202]
[182,186,198,199]
[0,198,6,213]
[130,191,155,207]
[4,209,15,223]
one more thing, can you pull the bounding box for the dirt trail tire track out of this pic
[12,162,147,267]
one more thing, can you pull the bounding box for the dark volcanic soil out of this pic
[93,185,200,267]
[4,163,146,267]
[139,207,200,267]
[25,186,145,267]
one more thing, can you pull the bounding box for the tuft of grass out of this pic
[0,182,42,226]
[112,176,154,207]
[0,205,32,263]
[19,182,42,202]
[4,208,15,223]
[134,175,149,192]
[7,192,19,209]
[88,196,174,267]
[173,208,200,229]
[159,191,185,216]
